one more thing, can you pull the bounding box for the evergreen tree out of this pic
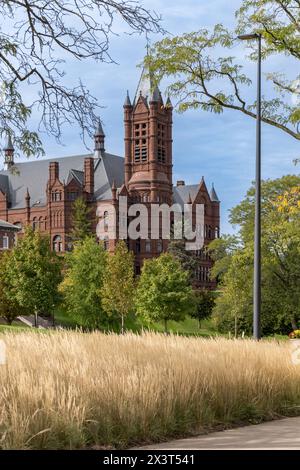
[101,241,135,334]
[70,196,93,243]
[5,227,62,326]
[192,289,215,329]
[60,237,107,329]
[167,238,198,283]
[135,253,196,332]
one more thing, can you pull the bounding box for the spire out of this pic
[134,63,160,103]
[210,183,220,202]
[94,117,105,153]
[150,85,161,102]
[4,132,15,169]
[124,90,132,107]
[4,133,14,151]
[94,117,105,137]
[166,96,173,109]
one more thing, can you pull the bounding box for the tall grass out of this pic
[0,330,299,449]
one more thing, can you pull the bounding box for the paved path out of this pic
[136,417,300,450]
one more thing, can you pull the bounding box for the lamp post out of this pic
[238,33,262,340]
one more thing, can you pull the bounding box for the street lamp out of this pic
[238,32,262,340]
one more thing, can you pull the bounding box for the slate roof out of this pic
[173,184,200,206]
[0,152,124,209]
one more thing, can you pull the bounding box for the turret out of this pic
[4,133,14,169]
[94,118,105,154]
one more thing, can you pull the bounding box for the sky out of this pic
[10,0,300,234]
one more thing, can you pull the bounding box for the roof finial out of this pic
[4,132,15,169]
[124,90,132,107]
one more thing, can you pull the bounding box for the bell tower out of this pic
[123,68,173,204]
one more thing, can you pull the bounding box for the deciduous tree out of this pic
[60,237,107,329]
[101,241,135,334]
[146,0,300,141]
[5,227,62,326]
[135,253,195,332]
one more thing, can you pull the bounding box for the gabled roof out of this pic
[173,184,200,206]
[134,65,161,104]
[173,181,220,206]
[0,152,124,209]
[67,169,84,186]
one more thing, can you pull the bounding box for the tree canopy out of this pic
[101,241,135,334]
[211,174,300,335]
[135,253,196,332]
[146,0,300,140]
[5,227,62,321]
[60,237,107,329]
[70,196,93,243]
[0,0,163,159]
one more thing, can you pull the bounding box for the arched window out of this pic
[104,211,109,231]
[215,226,220,238]
[32,217,37,231]
[157,239,163,253]
[53,235,62,252]
[39,217,44,231]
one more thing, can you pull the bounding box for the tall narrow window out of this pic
[104,211,109,231]
[157,239,163,253]
[103,236,109,251]
[134,123,148,162]
[157,123,166,163]
[2,236,9,250]
[145,239,151,253]
[53,235,62,252]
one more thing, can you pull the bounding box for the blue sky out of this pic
[15,0,300,234]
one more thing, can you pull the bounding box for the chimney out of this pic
[84,157,94,195]
[176,180,185,186]
[49,162,59,184]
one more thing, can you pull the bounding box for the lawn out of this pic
[0,329,299,449]
[53,308,219,337]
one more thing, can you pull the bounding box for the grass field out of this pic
[53,308,219,337]
[0,330,299,449]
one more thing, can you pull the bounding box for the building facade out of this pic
[0,69,220,288]
[0,219,19,250]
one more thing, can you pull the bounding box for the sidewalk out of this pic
[135,417,300,450]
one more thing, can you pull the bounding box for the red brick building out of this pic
[0,219,19,250]
[0,69,220,288]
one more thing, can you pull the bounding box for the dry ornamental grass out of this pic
[0,330,299,449]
